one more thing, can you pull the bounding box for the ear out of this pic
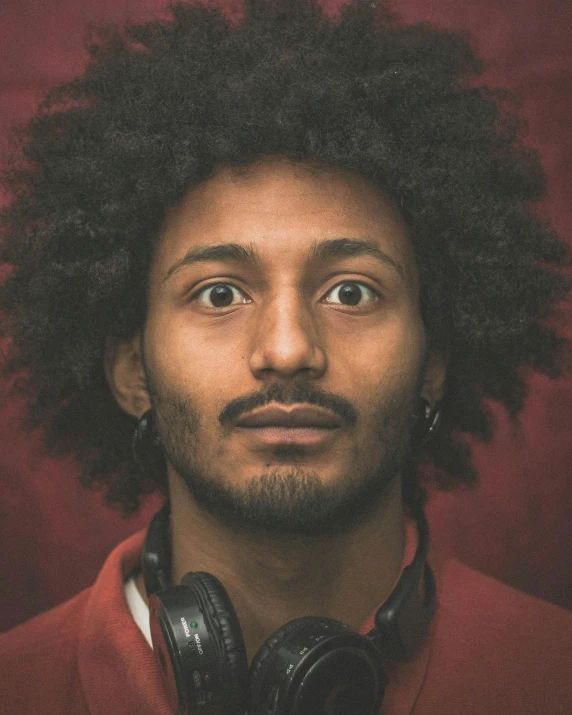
[420,348,447,407]
[104,334,151,419]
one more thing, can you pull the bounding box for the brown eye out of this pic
[325,282,377,307]
[195,283,248,308]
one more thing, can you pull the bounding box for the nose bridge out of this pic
[250,284,325,377]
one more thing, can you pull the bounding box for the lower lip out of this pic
[236,426,339,446]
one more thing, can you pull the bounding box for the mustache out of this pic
[218,382,358,428]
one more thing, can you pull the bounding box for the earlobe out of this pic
[421,349,447,406]
[104,334,151,418]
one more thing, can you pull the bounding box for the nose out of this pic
[249,291,327,380]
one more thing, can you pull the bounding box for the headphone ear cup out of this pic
[249,616,387,715]
[181,572,249,715]
[249,617,313,712]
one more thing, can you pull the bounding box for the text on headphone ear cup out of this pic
[249,617,311,708]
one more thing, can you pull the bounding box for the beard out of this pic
[146,376,420,539]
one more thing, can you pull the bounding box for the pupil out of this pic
[210,285,233,307]
[339,283,362,306]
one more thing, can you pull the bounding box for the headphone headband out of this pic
[141,500,171,595]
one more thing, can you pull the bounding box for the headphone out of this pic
[142,502,435,715]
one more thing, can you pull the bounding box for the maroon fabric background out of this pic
[1,0,571,633]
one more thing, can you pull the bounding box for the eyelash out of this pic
[192,281,379,309]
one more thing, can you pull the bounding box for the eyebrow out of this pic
[164,243,260,281]
[164,237,405,282]
[309,238,405,279]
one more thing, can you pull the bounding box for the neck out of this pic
[137,475,405,662]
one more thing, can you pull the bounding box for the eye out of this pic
[323,281,378,307]
[194,283,250,309]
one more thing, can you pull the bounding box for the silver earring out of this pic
[416,398,442,445]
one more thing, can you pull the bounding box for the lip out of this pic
[235,404,343,429]
[235,404,342,446]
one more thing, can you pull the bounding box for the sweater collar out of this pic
[78,521,434,714]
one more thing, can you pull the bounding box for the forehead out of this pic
[151,158,417,284]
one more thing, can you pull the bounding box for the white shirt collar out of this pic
[124,574,153,648]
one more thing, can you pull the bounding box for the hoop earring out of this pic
[415,398,442,446]
[132,410,163,468]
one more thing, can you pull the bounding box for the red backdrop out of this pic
[1,0,571,633]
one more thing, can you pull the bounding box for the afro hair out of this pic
[0,0,570,513]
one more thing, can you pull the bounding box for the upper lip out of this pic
[235,404,343,429]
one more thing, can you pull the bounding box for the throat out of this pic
[162,477,406,661]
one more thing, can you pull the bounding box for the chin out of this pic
[178,464,396,538]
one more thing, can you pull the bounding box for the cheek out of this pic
[333,311,425,395]
[144,312,249,405]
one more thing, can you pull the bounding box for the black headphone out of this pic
[142,502,435,715]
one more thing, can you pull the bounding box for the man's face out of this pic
[140,159,437,536]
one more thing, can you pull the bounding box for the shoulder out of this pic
[0,529,147,714]
[0,528,152,715]
[420,557,572,714]
[0,588,92,713]
[436,557,572,641]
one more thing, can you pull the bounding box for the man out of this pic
[0,0,571,712]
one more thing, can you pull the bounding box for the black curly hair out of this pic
[0,0,569,514]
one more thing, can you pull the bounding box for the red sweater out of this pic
[0,529,571,714]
